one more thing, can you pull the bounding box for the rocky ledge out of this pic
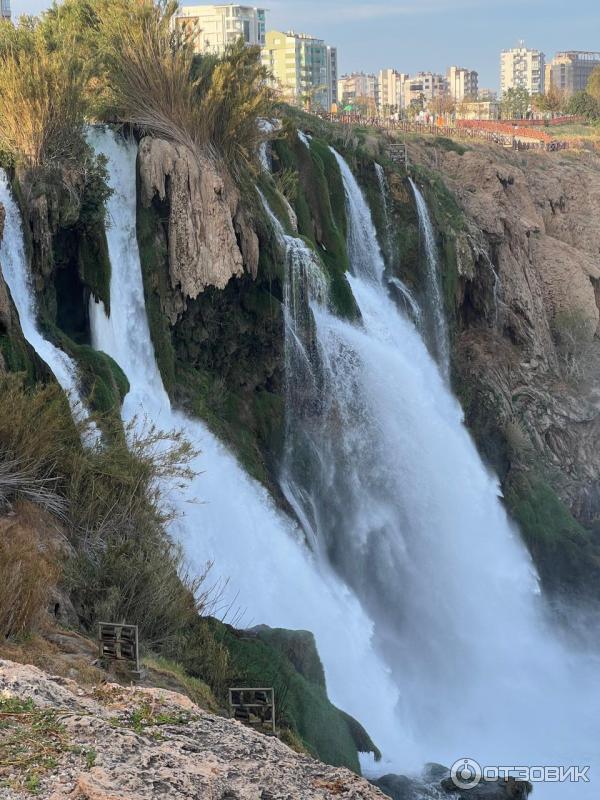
[0,659,384,799]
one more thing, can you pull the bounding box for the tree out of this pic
[428,93,455,118]
[565,91,600,121]
[532,85,566,114]
[501,86,530,120]
[587,65,600,103]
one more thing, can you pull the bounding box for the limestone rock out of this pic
[0,659,386,800]
[138,137,259,320]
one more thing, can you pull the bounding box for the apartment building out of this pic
[500,42,545,96]
[262,30,336,111]
[176,4,266,56]
[447,66,479,102]
[545,51,600,97]
[401,72,448,108]
[338,72,378,110]
[378,69,408,114]
[0,0,10,19]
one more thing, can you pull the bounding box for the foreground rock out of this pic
[373,764,531,799]
[0,659,385,799]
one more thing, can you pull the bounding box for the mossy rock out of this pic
[209,619,380,772]
[136,194,176,395]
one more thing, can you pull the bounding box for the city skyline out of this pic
[8,0,600,90]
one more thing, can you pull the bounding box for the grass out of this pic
[0,696,70,793]
[142,655,218,712]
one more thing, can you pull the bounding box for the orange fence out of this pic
[321,114,574,152]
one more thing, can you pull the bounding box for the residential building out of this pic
[500,41,545,96]
[545,51,600,98]
[338,72,378,111]
[378,69,408,114]
[478,88,498,101]
[326,46,338,108]
[447,66,479,102]
[262,30,334,111]
[0,0,10,19]
[176,4,266,56]
[401,72,448,108]
[456,100,501,121]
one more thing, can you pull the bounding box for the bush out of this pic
[0,511,58,638]
[0,20,87,167]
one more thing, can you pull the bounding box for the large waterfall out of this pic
[0,172,94,432]
[86,127,404,755]
[3,124,596,797]
[278,146,600,796]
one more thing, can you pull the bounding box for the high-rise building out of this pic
[338,72,378,111]
[500,42,545,96]
[401,72,448,108]
[326,46,338,108]
[1,0,10,19]
[447,66,479,102]
[176,4,266,56]
[545,51,600,98]
[262,31,335,111]
[378,69,408,114]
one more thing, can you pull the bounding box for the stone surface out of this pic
[138,137,259,321]
[0,659,386,800]
[432,145,600,527]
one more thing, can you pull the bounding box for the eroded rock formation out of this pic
[138,137,259,321]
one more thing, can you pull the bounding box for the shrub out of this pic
[0,512,58,638]
[0,21,87,167]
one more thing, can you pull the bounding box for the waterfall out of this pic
[408,177,450,379]
[0,171,96,436]
[279,147,600,796]
[86,126,405,757]
[374,162,422,326]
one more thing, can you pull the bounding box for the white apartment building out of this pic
[378,69,408,114]
[447,66,479,102]
[0,0,10,19]
[500,42,545,96]
[176,4,266,56]
[262,31,336,111]
[401,72,448,108]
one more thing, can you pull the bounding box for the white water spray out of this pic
[86,127,405,757]
[277,148,600,796]
[0,171,96,434]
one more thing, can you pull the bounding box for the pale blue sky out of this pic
[10,0,600,89]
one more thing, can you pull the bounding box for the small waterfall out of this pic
[279,147,600,794]
[374,162,422,327]
[0,171,96,435]
[408,177,450,379]
[87,127,404,757]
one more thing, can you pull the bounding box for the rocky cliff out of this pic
[421,142,600,597]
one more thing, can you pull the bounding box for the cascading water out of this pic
[374,162,421,326]
[279,147,600,796]
[86,126,406,757]
[409,177,450,379]
[0,171,96,435]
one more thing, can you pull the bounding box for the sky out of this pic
[10,0,600,89]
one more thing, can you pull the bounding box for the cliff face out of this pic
[425,144,600,595]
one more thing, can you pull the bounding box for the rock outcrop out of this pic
[138,137,259,321]
[428,145,600,547]
[0,659,385,800]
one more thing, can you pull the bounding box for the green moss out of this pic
[78,224,111,312]
[505,473,600,597]
[70,344,129,415]
[273,132,357,320]
[0,332,38,382]
[136,197,176,394]
[210,619,380,772]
